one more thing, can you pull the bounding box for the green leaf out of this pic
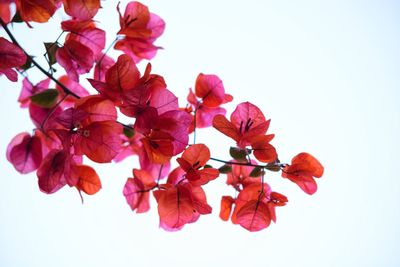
[123,126,135,138]
[249,167,264,177]
[218,164,232,174]
[266,163,281,172]
[30,89,59,108]
[44,42,61,66]
[229,147,248,161]
[204,164,213,169]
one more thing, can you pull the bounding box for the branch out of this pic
[0,18,80,99]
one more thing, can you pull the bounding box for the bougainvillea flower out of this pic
[176,144,219,186]
[56,39,94,81]
[63,0,100,21]
[282,152,324,195]
[115,1,165,62]
[226,160,262,190]
[0,37,27,82]
[37,149,79,194]
[213,102,271,148]
[47,97,121,163]
[18,77,51,107]
[222,183,287,231]
[185,74,233,132]
[89,55,175,120]
[88,54,141,104]
[137,109,191,164]
[76,164,101,195]
[61,19,105,57]
[73,120,122,163]
[194,73,232,108]
[6,132,43,174]
[16,0,58,23]
[153,181,211,231]
[230,182,271,229]
[123,169,157,213]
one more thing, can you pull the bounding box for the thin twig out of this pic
[0,18,80,99]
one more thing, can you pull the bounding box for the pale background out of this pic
[1,1,399,266]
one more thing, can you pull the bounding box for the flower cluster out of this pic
[2,0,324,232]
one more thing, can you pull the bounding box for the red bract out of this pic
[89,55,175,119]
[56,75,89,103]
[115,1,165,62]
[282,152,324,195]
[231,183,272,231]
[0,37,27,81]
[18,78,51,107]
[61,19,105,57]
[76,164,101,195]
[37,149,79,194]
[195,73,231,108]
[16,0,58,23]
[0,1,12,24]
[56,39,94,81]
[138,109,191,164]
[226,160,262,190]
[63,0,100,21]
[154,182,211,231]
[74,95,117,123]
[74,121,122,163]
[213,102,271,148]
[29,102,63,130]
[250,134,277,163]
[6,132,43,174]
[113,130,143,162]
[186,73,233,132]
[123,169,157,213]
[176,144,219,186]
[89,54,141,105]
[94,53,115,81]
[219,195,235,221]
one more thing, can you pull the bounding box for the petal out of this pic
[219,196,235,221]
[63,0,100,20]
[212,114,240,142]
[236,200,271,232]
[195,73,225,107]
[6,132,42,174]
[76,164,101,195]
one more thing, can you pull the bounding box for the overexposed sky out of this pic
[1,1,399,266]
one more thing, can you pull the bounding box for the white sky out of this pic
[1,1,399,266]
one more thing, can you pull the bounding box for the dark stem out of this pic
[210,157,266,168]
